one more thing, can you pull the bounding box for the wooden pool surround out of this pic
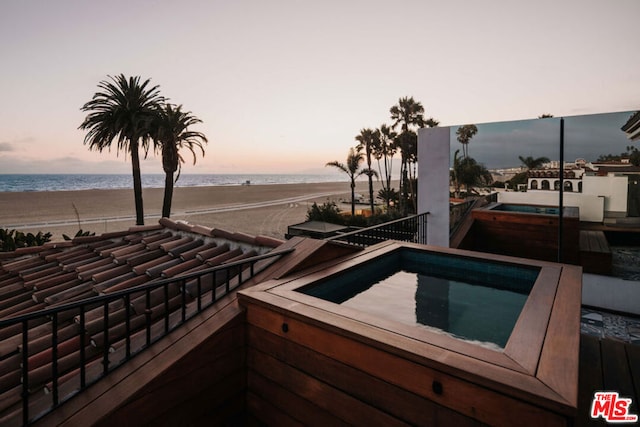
[239,241,581,427]
[469,203,581,264]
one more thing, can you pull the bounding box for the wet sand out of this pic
[0,181,383,241]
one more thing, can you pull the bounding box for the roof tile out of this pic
[160,258,202,278]
[73,257,114,274]
[30,272,78,291]
[77,262,117,282]
[93,272,137,294]
[146,258,182,278]
[127,224,164,234]
[132,255,172,276]
[34,279,78,304]
[126,249,164,267]
[179,242,216,260]
[101,274,150,294]
[108,243,146,260]
[195,244,229,262]
[205,248,243,266]
[44,282,94,306]
[91,265,133,284]
[62,255,102,272]
[140,232,172,245]
[145,235,180,250]
[167,239,204,258]
[190,225,214,236]
[159,237,193,252]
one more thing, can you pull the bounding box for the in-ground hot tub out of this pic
[239,241,581,426]
[469,202,580,263]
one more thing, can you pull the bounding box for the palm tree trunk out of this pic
[130,142,145,225]
[162,171,174,218]
[350,180,356,217]
[401,158,409,216]
[367,154,374,216]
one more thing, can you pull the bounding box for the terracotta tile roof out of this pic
[0,219,286,421]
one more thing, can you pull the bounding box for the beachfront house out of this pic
[0,111,639,426]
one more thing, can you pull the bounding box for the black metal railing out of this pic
[0,248,293,426]
[326,213,428,247]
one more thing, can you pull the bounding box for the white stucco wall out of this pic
[582,175,628,216]
[497,191,605,222]
[417,127,450,247]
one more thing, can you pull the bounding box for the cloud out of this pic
[0,142,14,152]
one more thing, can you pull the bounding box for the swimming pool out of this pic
[239,241,581,425]
[491,203,560,215]
[470,202,581,263]
[298,249,539,348]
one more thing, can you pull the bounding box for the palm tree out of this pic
[326,148,377,217]
[456,156,492,193]
[518,155,550,170]
[373,124,397,209]
[152,104,208,218]
[456,124,478,159]
[79,74,164,225]
[355,128,377,215]
[390,96,426,133]
[389,97,438,214]
[390,97,424,214]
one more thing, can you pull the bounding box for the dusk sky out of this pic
[1,0,639,175]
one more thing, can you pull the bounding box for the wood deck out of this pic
[579,230,612,275]
[576,334,640,426]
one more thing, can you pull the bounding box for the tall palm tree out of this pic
[152,104,208,218]
[390,97,438,214]
[390,96,426,133]
[326,148,377,217]
[456,124,478,159]
[79,74,164,225]
[373,124,397,209]
[390,97,424,215]
[355,128,377,214]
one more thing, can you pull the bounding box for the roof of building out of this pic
[0,218,287,418]
[595,165,640,174]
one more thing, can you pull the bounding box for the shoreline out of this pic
[0,181,386,241]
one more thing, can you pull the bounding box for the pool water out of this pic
[298,250,539,349]
[491,204,559,215]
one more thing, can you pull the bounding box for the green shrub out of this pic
[0,229,52,252]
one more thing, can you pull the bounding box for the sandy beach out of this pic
[0,181,386,241]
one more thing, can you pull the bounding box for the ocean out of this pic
[0,174,345,193]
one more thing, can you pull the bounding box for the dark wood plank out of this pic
[505,266,561,375]
[248,370,348,427]
[246,390,304,427]
[602,339,637,416]
[244,300,569,427]
[248,325,482,427]
[575,335,603,427]
[536,265,581,411]
[248,346,410,427]
[626,343,640,409]
[148,373,246,427]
